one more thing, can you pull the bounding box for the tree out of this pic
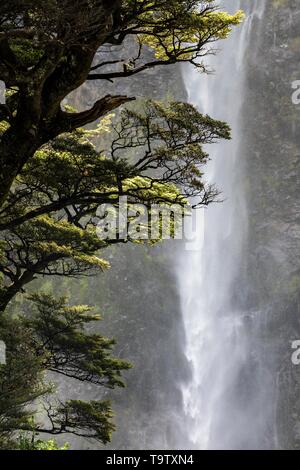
[0,0,243,208]
[0,1,242,448]
[0,293,130,447]
[0,100,231,312]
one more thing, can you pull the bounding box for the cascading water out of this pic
[177,0,273,450]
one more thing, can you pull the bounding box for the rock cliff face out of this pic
[241,0,300,449]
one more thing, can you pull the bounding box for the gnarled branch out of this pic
[56,94,135,133]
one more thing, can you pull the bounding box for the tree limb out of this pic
[56,94,135,133]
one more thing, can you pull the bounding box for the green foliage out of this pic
[18,419,69,450]
[25,293,131,387]
[0,293,130,448]
[0,317,50,448]
[134,1,244,62]
[19,435,69,451]
[10,39,44,67]
[53,400,115,444]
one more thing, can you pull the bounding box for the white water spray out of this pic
[177,0,272,450]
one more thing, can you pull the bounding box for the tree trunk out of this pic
[0,129,39,209]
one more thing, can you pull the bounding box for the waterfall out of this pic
[177,0,272,450]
